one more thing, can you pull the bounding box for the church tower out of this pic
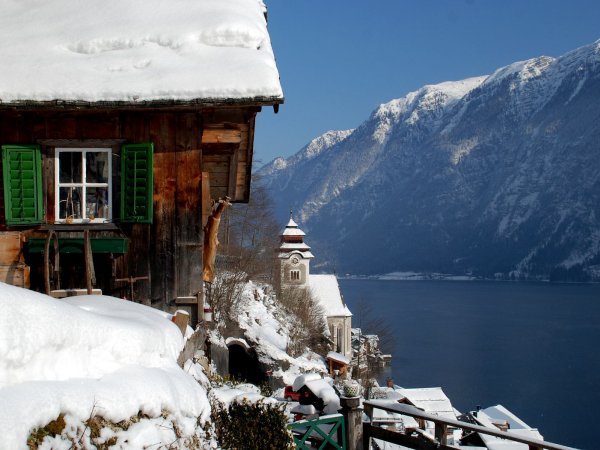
[276,214,314,289]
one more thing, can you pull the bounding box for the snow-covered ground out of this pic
[0,282,211,449]
[234,281,328,385]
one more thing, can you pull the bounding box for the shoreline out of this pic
[337,273,600,284]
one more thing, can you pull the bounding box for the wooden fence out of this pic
[362,400,579,450]
[288,413,346,450]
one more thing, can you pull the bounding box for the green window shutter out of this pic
[120,143,154,223]
[2,145,43,225]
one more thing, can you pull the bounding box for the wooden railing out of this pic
[288,413,347,450]
[363,400,579,450]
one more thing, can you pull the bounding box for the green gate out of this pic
[288,414,346,450]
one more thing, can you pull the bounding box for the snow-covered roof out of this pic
[310,274,352,317]
[292,373,322,392]
[280,242,311,251]
[397,387,456,421]
[280,217,306,236]
[326,351,350,365]
[371,399,419,428]
[290,375,341,413]
[475,404,544,449]
[282,227,306,237]
[0,0,283,105]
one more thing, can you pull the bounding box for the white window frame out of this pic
[55,148,112,224]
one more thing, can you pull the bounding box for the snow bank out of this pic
[234,281,327,384]
[0,283,209,449]
[210,382,276,407]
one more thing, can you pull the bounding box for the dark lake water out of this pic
[338,278,600,450]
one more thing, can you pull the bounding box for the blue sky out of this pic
[252,0,600,168]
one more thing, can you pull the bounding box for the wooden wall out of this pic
[0,106,258,313]
[202,109,257,202]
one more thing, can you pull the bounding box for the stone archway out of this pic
[226,338,264,385]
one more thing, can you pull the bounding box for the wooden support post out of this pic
[44,230,55,295]
[172,310,189,336]
[435,422,448,445]
[83,229,95,294]
[340,396,363,450]
[53,237,60,289]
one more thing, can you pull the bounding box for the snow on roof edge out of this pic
[0,95,284,109]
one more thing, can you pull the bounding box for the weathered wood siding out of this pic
[202,108,257,202]
[0,106,257,314]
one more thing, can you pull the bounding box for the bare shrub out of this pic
[278,286,328,357]
[207,270,247,333]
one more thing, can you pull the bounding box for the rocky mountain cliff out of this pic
[258,40,600,280]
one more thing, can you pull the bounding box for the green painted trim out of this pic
[120,142,154,223]
[27,237,128,254]
[2,144,43,225]
[288,414,346,450]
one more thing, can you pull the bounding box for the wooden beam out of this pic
[201,128,241,144]
[202,172,212,228]
[83,229,95,294]
[44,230,55,294]
[50,289,102,298]
[228,149,239,200]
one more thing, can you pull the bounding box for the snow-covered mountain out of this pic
[258,39,600,280]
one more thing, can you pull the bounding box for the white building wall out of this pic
[280,256,310,288]
[327,315,352,360]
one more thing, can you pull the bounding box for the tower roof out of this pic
[280,216,305,236]
[278,214,313,258]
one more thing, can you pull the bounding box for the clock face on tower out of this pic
[291,256,299,265]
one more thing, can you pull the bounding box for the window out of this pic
[55,148,112,223]
[290,269,300,281]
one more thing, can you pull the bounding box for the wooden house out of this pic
[0,0,283,323]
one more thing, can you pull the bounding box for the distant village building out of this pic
[276,216,353,362]
[0,0,283,325]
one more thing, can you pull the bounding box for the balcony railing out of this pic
[363,400,579,450]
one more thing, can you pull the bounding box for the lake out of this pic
[338,278,600,450]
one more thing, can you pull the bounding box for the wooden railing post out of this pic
[435,422,448,445]
[172,310,189,336]
[340,396,363,450]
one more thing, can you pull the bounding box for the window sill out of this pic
[39,223,120,231]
